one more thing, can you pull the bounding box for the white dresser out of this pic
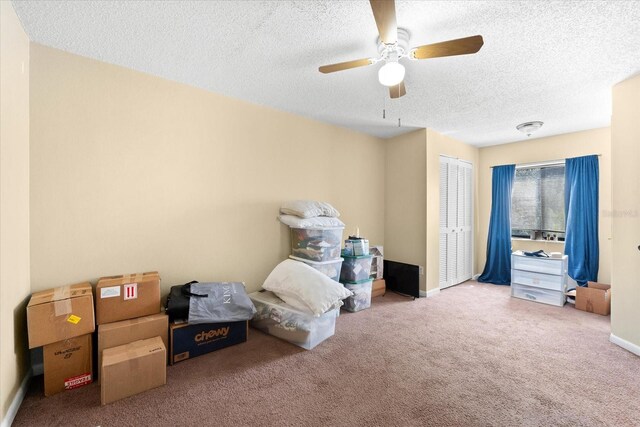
[511,251,568,307]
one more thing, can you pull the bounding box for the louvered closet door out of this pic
[459,161,473,282]
[439,159,449,288]
[447,160,459,287]
[439,156,473,289]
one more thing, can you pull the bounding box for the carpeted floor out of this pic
[14,282,640,426]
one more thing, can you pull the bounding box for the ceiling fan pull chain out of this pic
[383,94,386,119]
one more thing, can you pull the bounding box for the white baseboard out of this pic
[419,290,427,298]
[472,274,480,280]
[425,288,440,298]
[1,368,32,427]
[610,333,640,357]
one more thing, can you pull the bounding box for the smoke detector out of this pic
[516,121,544,136]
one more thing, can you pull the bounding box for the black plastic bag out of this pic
[165,281,200,323]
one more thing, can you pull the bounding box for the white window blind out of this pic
[511,164,565,234]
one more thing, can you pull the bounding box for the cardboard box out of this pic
[97,313,169,382]
[576,282,611,315]
[170,320,247,365]
[372,278,386,298]
[101,336,166,405]
[43,334,93,396]
[27,282,95,348]
[96,272,161,325]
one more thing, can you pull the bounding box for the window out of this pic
[511,163,565,240]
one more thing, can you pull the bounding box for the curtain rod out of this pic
[490,154,601,169]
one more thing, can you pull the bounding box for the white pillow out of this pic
[278,214,345,229]
[263,259,352,316]
[274,293,342,314]
[280,200,340,218]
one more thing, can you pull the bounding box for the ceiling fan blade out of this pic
[389,81,406,99]
[370,0,397,44]
[411,35,484,60]
[319,58,373,74]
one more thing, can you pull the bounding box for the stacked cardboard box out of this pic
[101,337,166,405]
[371,279,386,298]
[27,282,96,396]
[95,272,167,405]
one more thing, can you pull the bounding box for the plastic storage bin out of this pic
[248,291,337,350]
[340,254,373,282]
[511,283,565,307]
[290,227,344,262]
[288,256,343,282]
[342,279,372,312]
[511,269,565,292]
[343,238,369,256]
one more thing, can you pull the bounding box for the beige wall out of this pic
[477,128,612,283]
[611,74,640,349]
[29,44,386,295]
[0,1,31,420]
[384,129,479,293]
[384,129,427,290]
[425,129,479,291]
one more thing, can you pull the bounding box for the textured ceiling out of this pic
[12,0,640,146]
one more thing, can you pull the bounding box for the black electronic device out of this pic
[383,260,420,299]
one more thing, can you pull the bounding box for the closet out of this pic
[439,156,473,289]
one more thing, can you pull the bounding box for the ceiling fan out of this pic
[319,0,484,99]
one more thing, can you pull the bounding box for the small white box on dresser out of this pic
[511,251,568,307]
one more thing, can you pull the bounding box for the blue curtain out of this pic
[479,165,516,285]
[564,155,599,286]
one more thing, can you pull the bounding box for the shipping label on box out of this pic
[95,271,161,324]
[170,321,247,365]
[27,282,95,348]
[97,313,169,383]
[43,334,93,396]
[101,336,166,405]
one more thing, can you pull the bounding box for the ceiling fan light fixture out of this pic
[378,61,405,87]
[516,121,544,136]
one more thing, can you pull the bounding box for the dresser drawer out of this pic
[512,254,566,276]
[511,283,566,307]
[511,269,567,292]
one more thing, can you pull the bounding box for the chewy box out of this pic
[169,320,248,365]
[290,227,343,262]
